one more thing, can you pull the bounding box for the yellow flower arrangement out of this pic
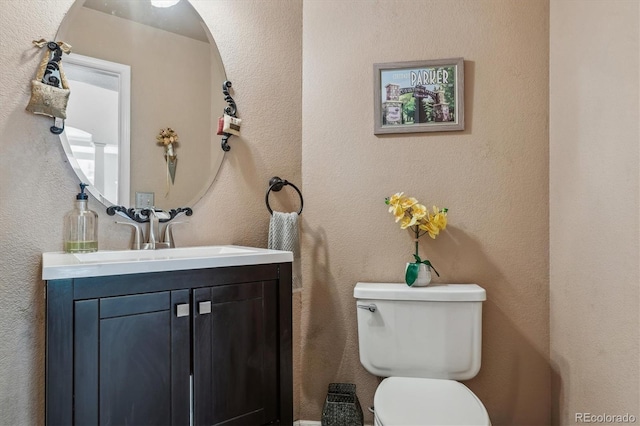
[385,192,448,285]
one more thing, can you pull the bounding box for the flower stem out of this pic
[414,226,420,258]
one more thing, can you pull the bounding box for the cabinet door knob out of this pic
[199,301,212,315]
[176,303,190,317]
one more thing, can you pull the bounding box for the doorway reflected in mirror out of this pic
[62,54,130,206]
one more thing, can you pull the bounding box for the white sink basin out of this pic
[42,245,293,280]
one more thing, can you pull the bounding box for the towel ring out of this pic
[265,176,303,215]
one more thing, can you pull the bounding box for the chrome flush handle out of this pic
[357,303,377,313]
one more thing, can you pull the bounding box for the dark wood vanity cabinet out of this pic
[45,263,292,426]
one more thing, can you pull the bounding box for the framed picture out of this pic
[374,58,464,134]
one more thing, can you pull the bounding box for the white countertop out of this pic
[42,245,293,280]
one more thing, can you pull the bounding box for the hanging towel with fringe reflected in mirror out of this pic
[268,211,301,290]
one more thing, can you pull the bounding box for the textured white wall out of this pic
[550,0,640,423]
[301,1,550,424]
[0,1,302,424]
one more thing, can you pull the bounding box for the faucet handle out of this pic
[162,221,187,248]
[115,221,143,250]
[155,210,171,221]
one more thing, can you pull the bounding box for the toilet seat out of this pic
[374,377,491,426]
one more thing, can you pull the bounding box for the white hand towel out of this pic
[268,211,301,290]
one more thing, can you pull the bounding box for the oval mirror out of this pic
[56,0,226,210]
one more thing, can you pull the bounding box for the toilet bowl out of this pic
[354,282,490,426]
[373,377,490,426]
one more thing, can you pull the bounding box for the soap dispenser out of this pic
[64,183,98,253]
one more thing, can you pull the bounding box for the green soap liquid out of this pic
[65,240,98,253]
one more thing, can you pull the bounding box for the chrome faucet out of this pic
[110,206,192,250]
[147,209,159,249]
[145,209,171,250]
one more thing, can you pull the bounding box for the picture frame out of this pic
[373,58,464,134]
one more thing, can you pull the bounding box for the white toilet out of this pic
[354,282,491,426]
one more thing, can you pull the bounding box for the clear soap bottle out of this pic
[64,183,98,253]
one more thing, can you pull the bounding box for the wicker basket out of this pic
[321,383,364,426]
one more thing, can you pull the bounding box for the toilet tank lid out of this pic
[354,283,486,302]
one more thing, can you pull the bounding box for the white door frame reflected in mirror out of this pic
[61,53,131,206]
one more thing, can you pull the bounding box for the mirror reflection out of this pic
[57,0,227,210]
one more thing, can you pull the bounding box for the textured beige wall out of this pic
[0,0,302,424]
[301,1,550,424]
[549,1,640,424]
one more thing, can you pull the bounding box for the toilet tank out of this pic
[354,283,486,380]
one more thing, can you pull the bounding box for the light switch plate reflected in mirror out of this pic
[136,192,154,209]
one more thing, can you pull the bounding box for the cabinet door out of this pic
[74,290,191,426]
[193,281,278,426]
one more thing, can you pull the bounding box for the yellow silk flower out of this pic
[385,193,448,239]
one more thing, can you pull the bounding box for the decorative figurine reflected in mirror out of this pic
[156,127,179,192]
